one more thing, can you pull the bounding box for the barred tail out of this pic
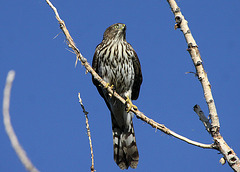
[112,114,139,169]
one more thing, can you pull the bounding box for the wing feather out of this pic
[129,45,142,100]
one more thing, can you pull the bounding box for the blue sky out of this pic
[1,0,240,171]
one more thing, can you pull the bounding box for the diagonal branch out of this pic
[167,0,240,171]
[167,0,219,136]
[78,93,95,172]
[45,0,214,149]
[2,70,39,172]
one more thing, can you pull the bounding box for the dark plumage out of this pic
[92,23,142,169]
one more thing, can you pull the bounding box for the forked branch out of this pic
[167,0,240,171]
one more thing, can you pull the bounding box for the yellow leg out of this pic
[126,96,138,112]
[99,83,114,89]
[104,83,114,89]
[104,83,110,88]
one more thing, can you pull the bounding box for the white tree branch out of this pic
[2,70,39,172]
[167,0,240,171]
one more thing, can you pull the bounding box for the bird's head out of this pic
[103,23,126,42]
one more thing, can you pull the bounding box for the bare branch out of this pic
[2,70,39,172]
[167,0,240,171]
[45,0,214,150]
[134,109,214,149]
[78,93,95,172]
[167,0,220,135]
[193,105,211,133]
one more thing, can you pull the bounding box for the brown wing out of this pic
[92,43,105,99]
[131,47,143,100]
[92,42,114,114]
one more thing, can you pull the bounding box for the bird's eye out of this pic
[115,25,119,29]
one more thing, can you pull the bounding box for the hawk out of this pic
[92,23,142,169]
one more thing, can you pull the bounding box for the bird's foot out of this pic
[103,83,115,97]
[125,96,138,112]
[104,83,114,89]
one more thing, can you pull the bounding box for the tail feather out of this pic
[112,115,139,169]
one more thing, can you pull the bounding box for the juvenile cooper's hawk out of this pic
[92,23,142,169]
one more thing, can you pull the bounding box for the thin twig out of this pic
[133,108,214,149]
[78,93,95,172]
[2,70,39,172]
[167,0,240,170]
[45,0,214,149]
[193,105,211,133]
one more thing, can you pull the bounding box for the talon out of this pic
[109,84,114,90]
[104,83,110,88]
[104,83,114,89]
[103,83,115,98]
[125,96,138,112]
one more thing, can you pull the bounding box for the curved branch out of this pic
[45,0,214,150]
[134,109,214,149]
[167,0,240,171]
[2,70,39,172]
